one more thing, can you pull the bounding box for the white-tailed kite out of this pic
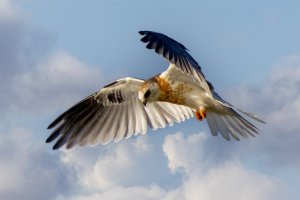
[47,31,265,149]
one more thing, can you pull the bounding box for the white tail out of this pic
[206,91,265,141]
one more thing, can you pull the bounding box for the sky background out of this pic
[0,0,300,199]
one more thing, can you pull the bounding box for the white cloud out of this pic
[0,128,69,200]
[55,132,290,200]
[55,185,167,200]
[59,136,172,192]
[162,133,289,200]
[0,9,107,188]
[180,163,287,200]
[0,0,101,116]
[163,132,206,173]
[80,139,150,190]
[55,136,169,200]
[9,51,101,113]
[0,5,74,198]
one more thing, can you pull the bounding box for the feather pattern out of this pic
[47,77,194,149]
[139,31,211,93]
[206,107,261,141]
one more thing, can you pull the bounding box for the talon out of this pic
[195,107,206,121]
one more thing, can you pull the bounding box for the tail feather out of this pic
[225,116,249,138]
[212,113,230,140]
[206,113,218,136]
[237,109,266,124]
[205,90,265,140]
[221,116,241,141]
[206,107,263,141]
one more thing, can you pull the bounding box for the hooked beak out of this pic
[143,100,147,107]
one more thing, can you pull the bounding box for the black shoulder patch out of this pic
[107,90,124,103]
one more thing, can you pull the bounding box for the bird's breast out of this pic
[156,73,210,109]
[155,76,195,105]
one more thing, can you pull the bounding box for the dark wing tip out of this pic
[47,123,56,129]
[52,136,67,150]
[52,143,61,150]
[47,118,62,129]
[138,30,207,84]
[139,31,152,44]
[138,30,193,65]
[139,31,147,35]
[45,137,53,143]
[45,129,61,143]
[139,31,149,35]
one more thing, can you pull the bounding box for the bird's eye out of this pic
[144,89,151,99]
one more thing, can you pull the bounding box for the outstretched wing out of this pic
[139,30,211,94]
[47,77,193,149]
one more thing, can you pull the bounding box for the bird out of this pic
[46,31,265,150]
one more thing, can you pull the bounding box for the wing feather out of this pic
[114,104,128,142]
[154,103,174,126]
[157,102,181,123]
[144,104,160,130]
[66,107,99,149]
[99,105,118,145]
[176,104,194,120]
[125,101,135,139]
[139,31,211,93]
[149,103,168,129]
[172,104,186,121]
[138,102,148,134]
[47,77,193,149]
[86,105,112,145]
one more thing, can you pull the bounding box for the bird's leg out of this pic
[195,107,206,121]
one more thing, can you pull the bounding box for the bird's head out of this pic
[138,78,160,106]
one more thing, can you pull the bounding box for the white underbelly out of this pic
[170,79,213,110]
[184,85,212,109]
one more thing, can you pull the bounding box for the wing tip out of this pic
[45,131,60,144]
[52,140,65,150]
[47,122,56,129]
[139,31,147,35]
[45,137,52,143]
[52,144,60,150]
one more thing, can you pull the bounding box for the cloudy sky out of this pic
[0,0,299,199]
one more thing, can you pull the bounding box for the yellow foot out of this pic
[195,107,206,121]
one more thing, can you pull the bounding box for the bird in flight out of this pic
[47,31,265,150]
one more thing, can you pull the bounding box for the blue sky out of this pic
[1,0,300,200]
[17,0,300,85]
